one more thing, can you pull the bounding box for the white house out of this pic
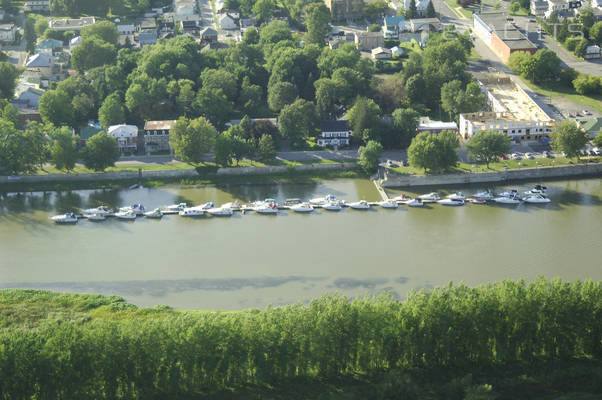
[0,23,17,42]
[25,53,54,78]
[219,14,238,30]
[70,35,82,50]
[371,47,392,59]
[24,0,50,11]
[390,46,404,56]
[318,120,351,147]
[585,44,601,59]
[530,0,548,15]
[118,24,135,35]
[107,124,138,153]
[402,0,429,16]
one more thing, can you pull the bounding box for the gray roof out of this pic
[26,53,52,67]
[475,13,536,50]
[321,120,350,132]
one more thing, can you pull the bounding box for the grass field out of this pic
[523,81,602,114]
[390,156,600,175]
[444,0,474,19]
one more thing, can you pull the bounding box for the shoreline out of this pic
[381,162,602,188]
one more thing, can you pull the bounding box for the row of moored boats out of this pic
[50,185,552,224]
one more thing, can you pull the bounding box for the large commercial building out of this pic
[48,17,96,31]
[473,13,537,62]
[459,75,554,143]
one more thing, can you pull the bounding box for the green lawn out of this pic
[390,156,600,175]
[509,6,529,16]
[522,81,602,114]
[444,0,473,19]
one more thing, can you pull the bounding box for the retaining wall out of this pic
[0,162,358,185]
[380,163,602,188]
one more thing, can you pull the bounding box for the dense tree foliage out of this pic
[51,127,79,171]
[0,62,19,100]
[72,37,117,72]
[408,131,459,173]
[358,140,383,173]
[508,50,562,84]
[169,116,217,164]
[466,129,511,167]
[550,120,589,159]
[0,278,599,399]
[83,132,120,171]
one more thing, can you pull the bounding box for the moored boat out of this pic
[446,192,465,200]
[86,213,106,221]
[83,205,113,216]
[322,201,342,211]
[290,202,314,213]
[377,200,399,209]
[406,198,424,207]
[114,210,137,220]
[206,207,234,216]
[179,208,204,217]
[472,190,494,201]
[144,208,163,218]
[525,184,547,195]
[254,203,278,214]
[309,194,336,206]
[523,193,551,204]
[493,194,521,204]
[51,212,78,224]
[437,198,466,206]
[418,192,441,202]
[119,203,145,216]
[348,200,370,210]
[469,198,487,204]
[221,201,241,211]
[163,202,187,214]
[392,194,411,202]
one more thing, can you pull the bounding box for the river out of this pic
[1,178,600,310]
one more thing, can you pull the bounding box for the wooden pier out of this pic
[373,180,389,201]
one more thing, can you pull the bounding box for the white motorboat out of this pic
[86,213,106,221]
[472,190,494,201]
[392,194,412,203]
[406,198,424,207]
[221,202,241,211]
[284,198,302,207]
[179,208,204,217]
[119,203,145,216]
[523,193,551,204]
[418,192,441,202]
[309,194,336,206]
[144,208,163,218]
[437,198,466,206]
[114,210,137,220]
[199,202,215,210]
[206,207,234,216]
[525,185,547,195]
[51,212,78,224]
[322,201,342,211]
[83,205,113,216]
[493,195,521,204]
[446,192,465,200]
[378,200,399,209]
[290,202,314,213]
[498,189,519,198]
[163,202,187,214]
[348,200,370,210]
[254,204,278,214]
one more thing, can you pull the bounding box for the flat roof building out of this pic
[459,75,554,143]
[48,17,96,31]
[473,13,537,62]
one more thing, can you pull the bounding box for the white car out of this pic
[511,153,522,160]
[525,153,535,159]
[582,110,591,115]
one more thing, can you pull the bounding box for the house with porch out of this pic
[107,124,139,153]
[318,120,351,147]
[144,120,176,152]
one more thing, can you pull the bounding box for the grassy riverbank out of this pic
[1,280,600,399]
[1,166,366,192]
[390,156,601,175]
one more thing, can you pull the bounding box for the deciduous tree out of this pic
[358,140,383,173]
[98,93,126,128]
[279,99,318,145]
[465,129,511,167]
[83,132,120,171]
[0,62,19,100]
[169,117,217,164]
[347,96,381,142]
[550,119,589,159]
[51,126,79,171]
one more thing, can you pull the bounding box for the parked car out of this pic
[402,160,409,167]
[511,153,522,160]
[525,153,535,159]
[386,160,395,167]
[545,151,554,158]
[592,148,601,156]
[582,110,591,115]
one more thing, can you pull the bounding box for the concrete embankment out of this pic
[380,163,602,188]
[0,162,358,185]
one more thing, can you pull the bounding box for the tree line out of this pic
[0,278,599,398]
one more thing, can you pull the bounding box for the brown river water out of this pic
[1,178,600,309]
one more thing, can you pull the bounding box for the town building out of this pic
[12,86,43,109]
[473,13,537,62]
[390,46,404,56]
[318,120,351,147]
[219,14,238,30]
[354,31,384,51]
[371,47,392,59]
[118,24,135,35]
[459,75,554,143]
[408,17,440,32]
[69,36,82,50]
[108,124,139,153]
[200,27,218,43]
[530,0,548,15]
[175,0,196,16]
[585,45,601,59]
[417,117,458,134]
[48,17,96,31]
[24,0,50,11]
[79,123,103,147]
[383,16,406,38]
[35,38,63,56]
[0,23,17,43]
[144,120,176,152]
[0,9,5,21]
[401,0,429,16]
[240,18,257,32]
[139,31,157,47]
[25,54,54,79]
[324,0,364,21]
